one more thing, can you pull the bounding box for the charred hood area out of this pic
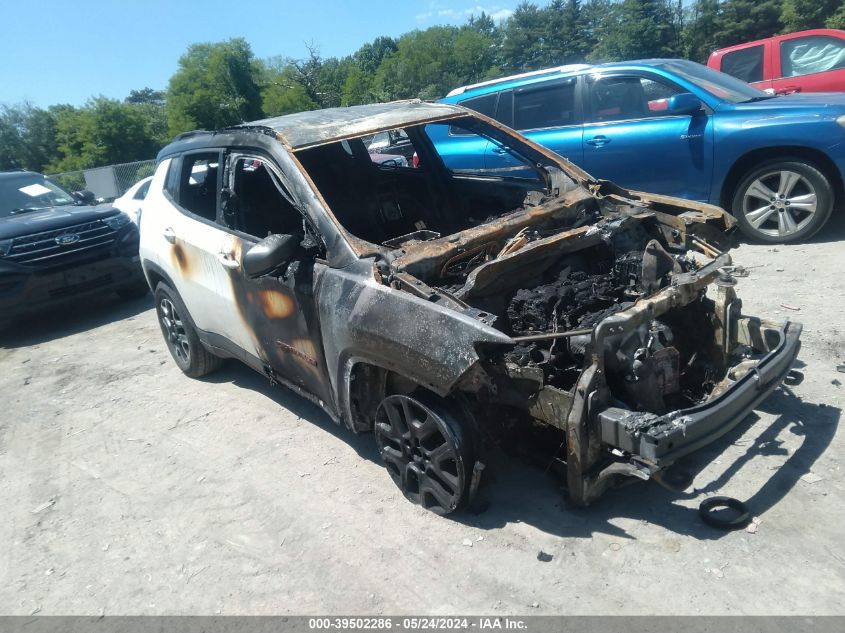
[387,192,733,414]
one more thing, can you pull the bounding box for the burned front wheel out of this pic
[374,393,475,515]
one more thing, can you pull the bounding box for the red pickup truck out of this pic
[708,29,845,94]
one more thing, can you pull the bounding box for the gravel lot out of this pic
[1,215,844,616]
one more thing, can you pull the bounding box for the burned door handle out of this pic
[217,252,240,270]
[163,227,176,244]
[586,135,610,147]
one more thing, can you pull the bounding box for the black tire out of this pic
[731,158,834,243]
[699,496,751,530]
[373,390,477,515]
[153,282,222,378]
[116,280,150,300]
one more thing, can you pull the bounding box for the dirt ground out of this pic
[1,214,844,616]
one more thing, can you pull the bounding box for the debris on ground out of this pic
[31,499,56,514]
[537,551,553,562]
[801,472,823,484]
[780,303,801,311]
[832,379,842,387]
[837,363,845,374]
[746,517,762,534]
[462,538,474,547]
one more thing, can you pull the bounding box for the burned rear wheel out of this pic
[154,282,222,378]
[374,393,475,515]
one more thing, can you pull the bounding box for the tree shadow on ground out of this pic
[199,361,838,543]
[0,292,153,349]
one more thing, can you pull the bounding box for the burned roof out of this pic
[241,100,466,150]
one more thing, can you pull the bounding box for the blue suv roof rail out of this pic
[446,64,592,97]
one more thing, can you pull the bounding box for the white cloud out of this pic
[418,3,515,25]
[488,8,514,21]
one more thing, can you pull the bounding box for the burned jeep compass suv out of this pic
[140,101,801,511]
[0,171,148,324]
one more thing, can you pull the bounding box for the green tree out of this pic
[684,0,721,62]
[712,0,783,49]
[582,0,621,60]
[375,27,467,100]
[167,38,264,136]
[828,4,845,29]
[353,36,398,75]
[589,0,678,61]
[125,87,169,148]
[258,58,319,116]
[500,3,548,71]
[341,65,374,106]
[781,0,841,33]
[0,103,59,172]
[544,0,589,64]
[48,98,157,172]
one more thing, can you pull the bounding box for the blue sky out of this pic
[0,0,520,108]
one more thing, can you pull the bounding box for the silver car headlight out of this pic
[103,213,131,230]
[837,114,845,128]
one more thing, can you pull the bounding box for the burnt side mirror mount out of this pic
[667,92,702,116]
[242,233,299,278]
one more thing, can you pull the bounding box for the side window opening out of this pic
[781,36,845,78]
[721,45,765,84]
[226,158,304,240]
[176,153,220,221]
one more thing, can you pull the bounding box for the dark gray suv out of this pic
[0,171,148,324]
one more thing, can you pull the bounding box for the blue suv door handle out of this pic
[586,135,610,147]
[491,147,509,154]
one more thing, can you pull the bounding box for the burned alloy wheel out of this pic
[153,282,222,378]
[159,297,191,365]
[374,393,474,515]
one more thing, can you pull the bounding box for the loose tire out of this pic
[153,282,222,377]
[374,391,477,515]
[731,159,834,243]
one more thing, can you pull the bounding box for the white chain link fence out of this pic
[48,159,157,201]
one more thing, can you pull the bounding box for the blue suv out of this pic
[435,59,845,243]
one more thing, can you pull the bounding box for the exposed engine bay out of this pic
[385,191,733,417]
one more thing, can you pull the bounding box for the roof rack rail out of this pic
[446,64,591,97]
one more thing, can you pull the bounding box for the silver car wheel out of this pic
[742,169,818,238]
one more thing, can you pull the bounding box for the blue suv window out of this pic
[589,76,683,123]
[513,80,577,130]
[452,93,498,135]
